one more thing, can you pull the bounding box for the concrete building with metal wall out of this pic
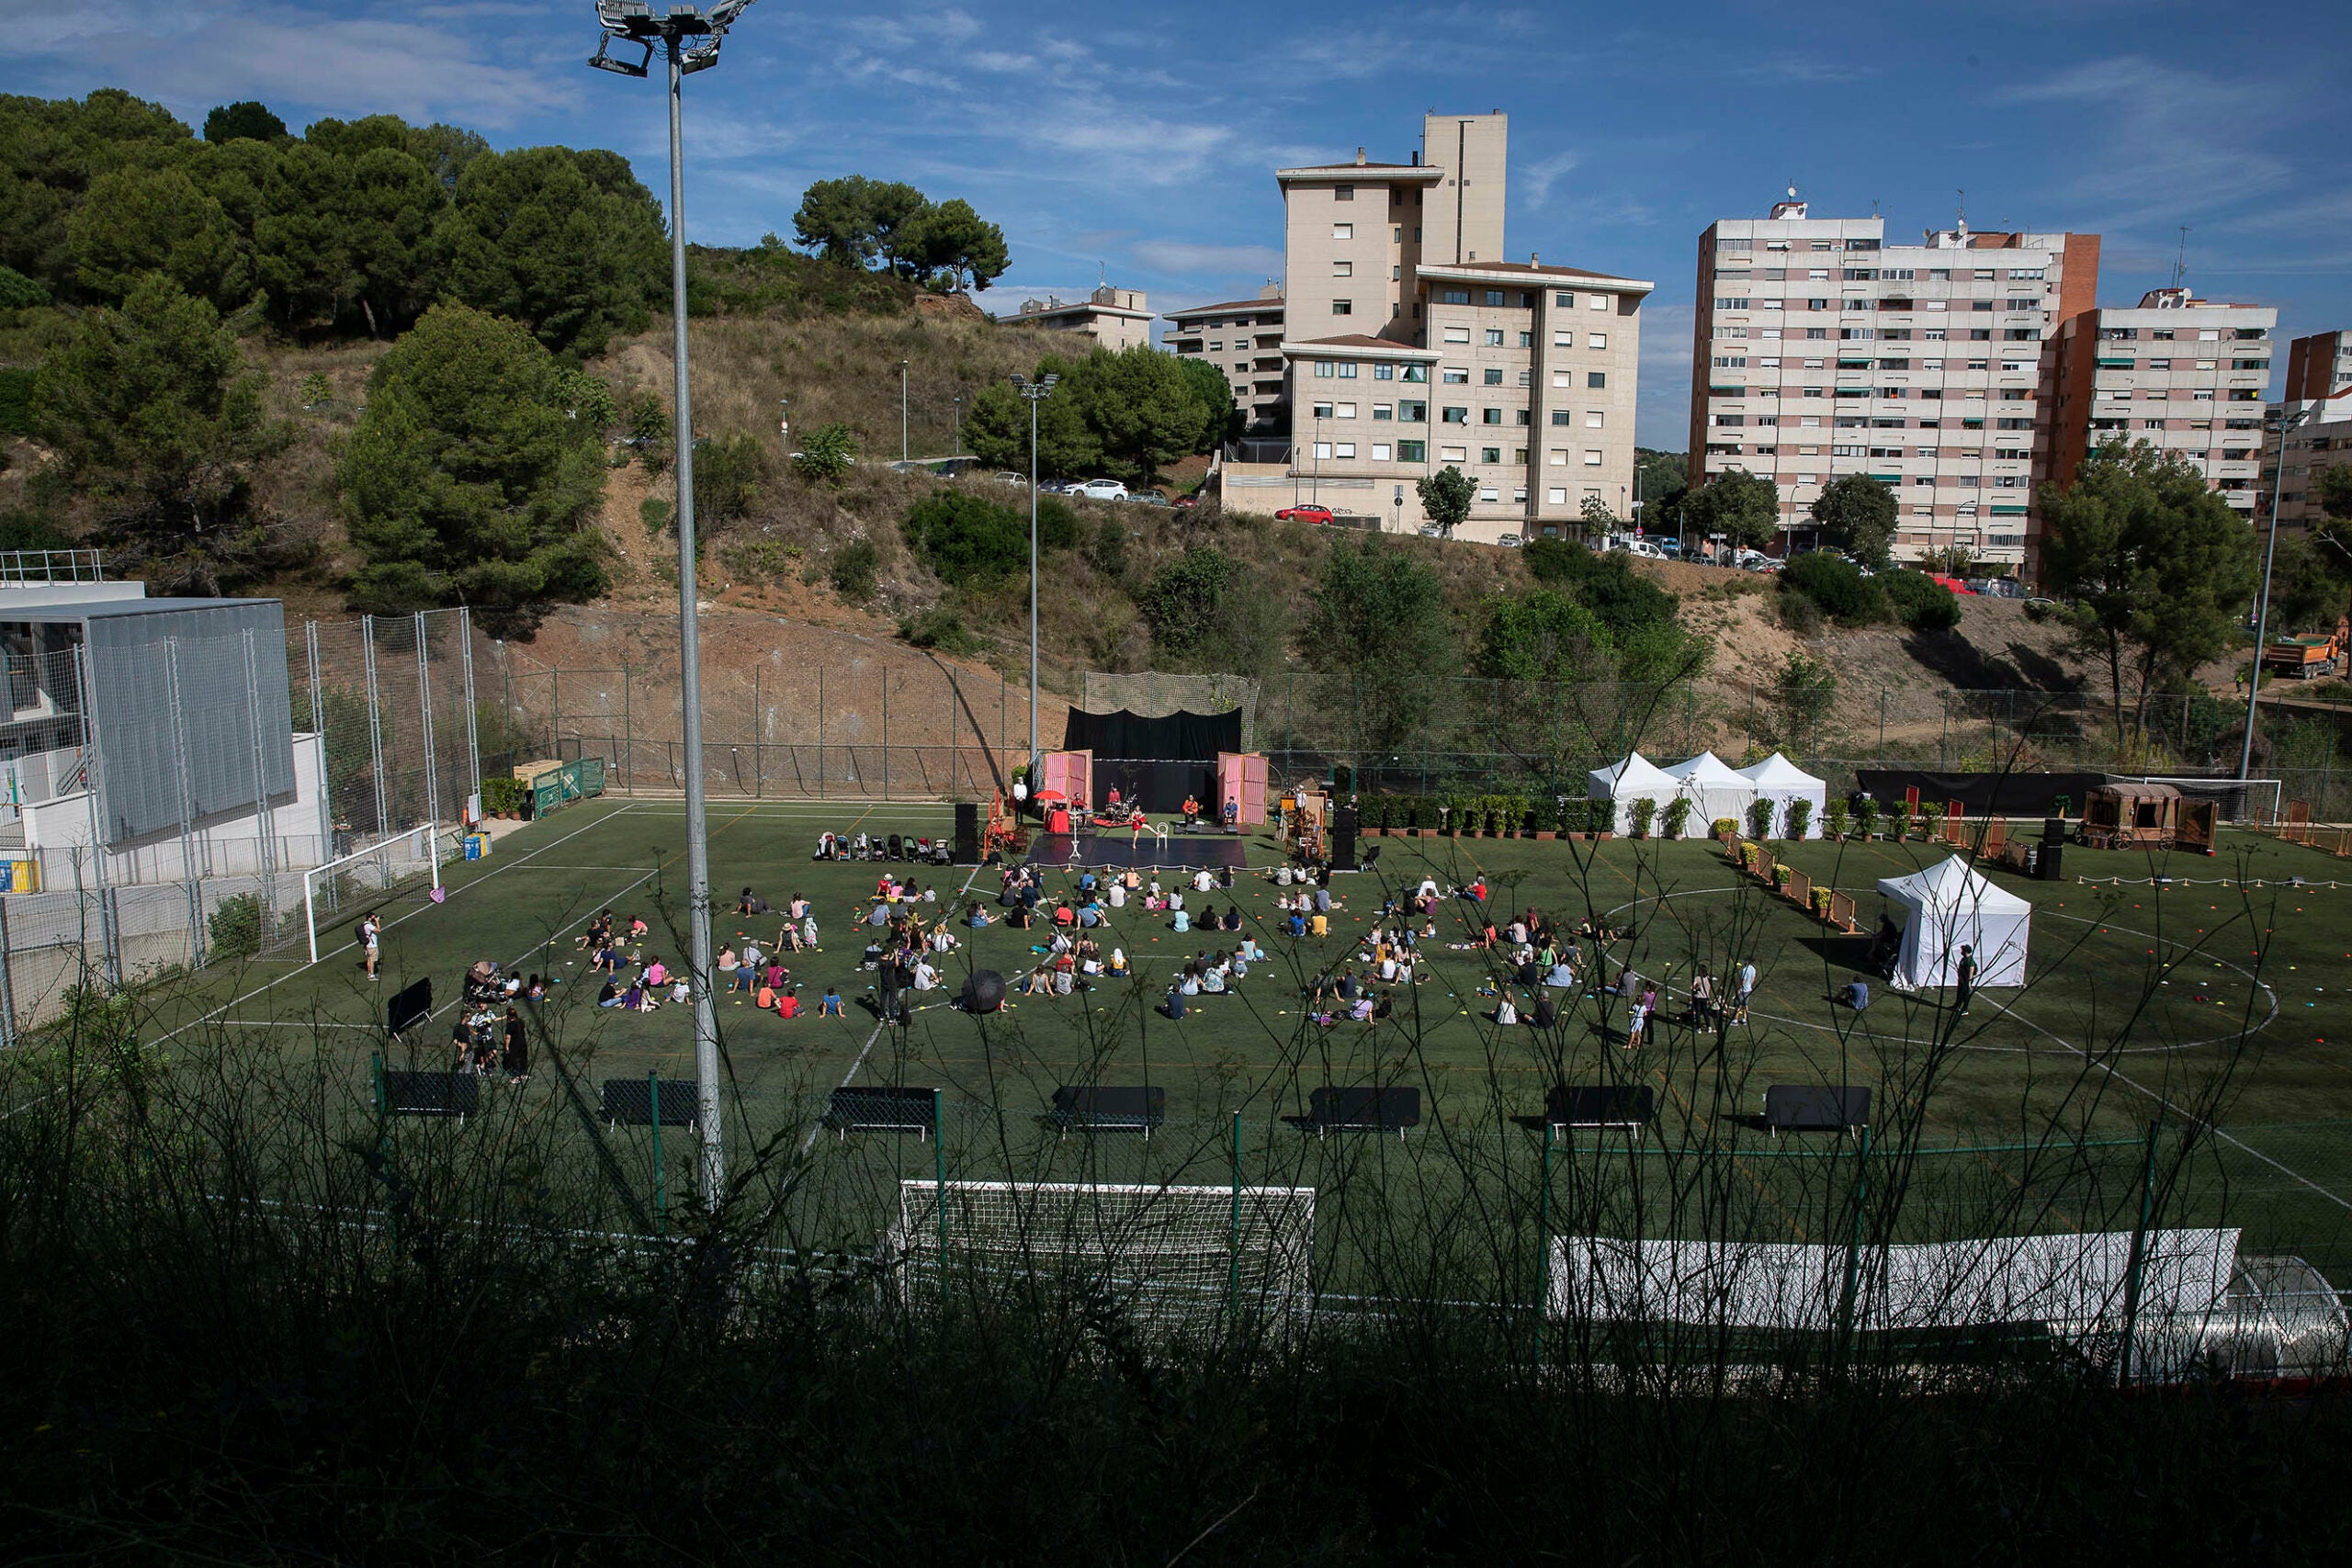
[1686,195,2099,569]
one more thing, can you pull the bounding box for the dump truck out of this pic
[2263,616,2350,680]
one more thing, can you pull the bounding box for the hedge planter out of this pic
[1534,830,1555,840]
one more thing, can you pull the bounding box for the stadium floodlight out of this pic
[1009,373,1060,788]
[2242,403,2313,783]
[586,0,763,1213]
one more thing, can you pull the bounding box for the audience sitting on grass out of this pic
[575,909,615,951]
[1109,947,1129,977]
[821,987,844,1016]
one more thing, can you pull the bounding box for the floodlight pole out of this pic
[2240,406,2309,784]
[900,359,910,462]
[1012,374,1057,785]
[662,31,722,1210]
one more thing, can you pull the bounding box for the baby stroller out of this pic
[851,831,872,861]
[886,832,905,862]
[813,831,836,861]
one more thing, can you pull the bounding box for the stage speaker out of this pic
[1332,806,1358,869]
[954,802,981,864]
[387,976,434,1037]
[2039,816,2065,882]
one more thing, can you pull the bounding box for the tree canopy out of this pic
[337,304,609,619]
[1300,536,1456,749]
[963,346,1222,484]
[2036,439,2258,739]
[1808,473,1897,570]
[791,176,1008,292]
[1418,466,1474,536]
[30,274,289,593]
[203,102,288,143]
[1682,468,1781,549]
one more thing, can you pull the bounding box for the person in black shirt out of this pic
[1954,944,1978,1013]
[502,1007,529,1082]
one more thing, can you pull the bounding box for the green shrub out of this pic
[901,491,1028,587]
[1591,796,1618,835]
[481,776,526,815]
[1527,795,1557,833]
[1630,797,1657,838]
[1880,568,1963,631]
[207,894,264,959]
[0,367,40,434]
[791,421,856,484]
[1747,796,1777,840]
[1780,553,1881,623]
[897,604,982,654]
[1825,798,1851,840]
[1854,798,1881,839]
[1661,796,1693,840]
[1786,797,1813,839]
[831,537,878,600]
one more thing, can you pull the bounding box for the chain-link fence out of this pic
[2,609,479,1041]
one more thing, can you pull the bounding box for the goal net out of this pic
[888,1179,1316,1325]
[300,827,440,964]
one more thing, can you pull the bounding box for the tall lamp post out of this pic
[1010,374,1059,789]
[2242,405,2313,782]
[899,359,910,462]
[589,0,756,1212]
[776,395,788,454]
[953,394,963,457]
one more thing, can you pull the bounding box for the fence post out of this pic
[362,617,390,843]
[1836,1123,1872,1359]
[650,1069,666,1241]
[0,898,16,1050]
[459,606,480,815]
[819,668,827,800]
[165,637,205,966]
[74,643,121,990]
[242,629,281,940]
[1878,686,1886,764]
[933,1088,950,1306]
[1536,1121,1554,1368]
[413,614,440,881]
[1228,1111,1243,1329]
[306,620,332,859]
[2117,1118,2163,1387]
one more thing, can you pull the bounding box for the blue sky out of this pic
[7,0,2349,446]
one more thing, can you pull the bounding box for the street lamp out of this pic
[587,0,758,1212]
[1394,483,1404,536]
[953,394,963,457]
[776,395,788,453]
[899,359,910,462]
[1010,373,1060,789]
[2242,404,2314,782]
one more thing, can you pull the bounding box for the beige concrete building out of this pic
[1225,112,1649,543]
[2049,288,2278,520]
[1010,284,1155,351]
[1163,286,1286,433]
[1687,197,2100,569]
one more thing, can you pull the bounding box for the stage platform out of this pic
[1025,830,1258,872]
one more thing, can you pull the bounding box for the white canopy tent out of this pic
[1875,855,2032,990]
[1736,751,1828,839]
[1663,751,1756,830]
[1589,752,1686,836]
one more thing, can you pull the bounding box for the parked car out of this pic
[1073,479,1129,502]
[1276,503,1335,524]
[1497,533,1522,548]
[1418,523,1446,538]
[1172,492,1201,508]
[992,471,1028,487]
[1928,573,1978,595]
[1127,491,1170,507]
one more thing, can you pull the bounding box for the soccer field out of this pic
[141,795,2352,1285]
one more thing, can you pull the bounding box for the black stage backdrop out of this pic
[1062,707,1243,762]
[1853,769,2109,818]
[1090,759,1217,814]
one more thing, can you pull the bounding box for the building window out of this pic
[1555,331,1575,348]
[1556,291,1576,307]
[1440,445,1466,461]
[1548,486,1567,504]
[1373,403,1394,421]
[1589,333,1608,349]
[1584,450,1603,465]
[1442,326,1471,344]
[1333,261,1352,277]
[1485,329,1506,346]
[1587,371,1607,389]
[1312,442,1331,460]
[1552,371,1572,389]
[1312,402,1334,419]
[1482,367,1503,386]
[1373,363,1395,379]
[1481,446,1502,464]
[1208,341,1222,352]
[1391,265,1401,281]
[1479,486,1500,502]
[1590,295,1609,310]
[1335,186,1354,202]
[1335,401,1357,418]
[1442,367,1469,384]
[1481,289,1504,307]
[1442,407,1469,423]
[1398,440,1427,461]
[1332,299,1352,315]
[1549,448,1568,466]
[1335,442,1356,459]
[1515,409,1530,425]
[1518,331,1534,348]
[1337,362,1358,378]
[1399,400,1427,421]
[1313,361,1335,378]
[1481,407,1502,425]
[1441,288,1470,305]
[1332,222,1353,239]
[1372,442,1392,461]
[1586,411,1604,429]
[1517,369,1532,388]
[1551,410,1571,426]
[1392,226,1402,243]
[1401,365,1427,382]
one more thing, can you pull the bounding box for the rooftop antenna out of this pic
[1871,197,1881,218]
[2171,226,2190,289]
[1956,188,1966,233]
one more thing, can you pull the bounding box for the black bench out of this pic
[601,1078,701,1129]
[822,1085,938,1139]
[1046,1085,1166,1137]
[382,1070,478,1119]
[1519,1084,1656,1138]
[1763,1085,1871,1135]
[1286,1085,1420,1138]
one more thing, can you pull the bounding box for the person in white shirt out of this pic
[1379,953,1398,982]
[1193,869,1216,893]
[1108,880,1126,908]
[912,959,939,991]
[1494,994,1519,1026]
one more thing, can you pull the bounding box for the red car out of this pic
[1276,504,1334,524]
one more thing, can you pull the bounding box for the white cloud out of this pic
[3,1,579,129]
[1127,241,1284,276]
[1521,149,1580,210]
[2002,56,2292,225]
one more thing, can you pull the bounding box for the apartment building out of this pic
[1009,284,1155,351]
[2257,388,2352,531]
[1686,196,2098,570]
[2047,288,2278,519]
[1163,286,1286,433]
[2284,330,2352,402]
[1225,112,1648,542]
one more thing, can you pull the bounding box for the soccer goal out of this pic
[887,1179,1317,1325]
[301,827,441,964]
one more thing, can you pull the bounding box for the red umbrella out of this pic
[1034,788,1068,803]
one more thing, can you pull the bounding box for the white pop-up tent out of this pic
[1875,855,2032,990]
[1589,751,1685,835]
[1663,751,1756,831]
[1736,751,1829,839]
